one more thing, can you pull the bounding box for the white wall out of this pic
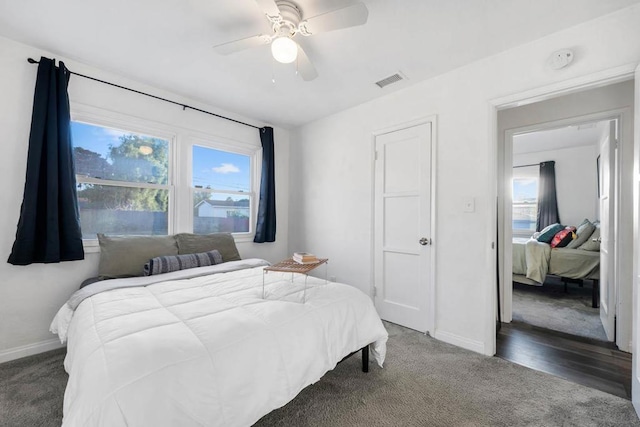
[514,144,598,228]
[289,5,640,354]
[0,35,290,361]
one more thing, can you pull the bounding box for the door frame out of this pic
[500,111,624,332]
[370,115,438,336]
[486,64,637,356]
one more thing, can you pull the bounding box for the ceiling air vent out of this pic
[375,72,406,89]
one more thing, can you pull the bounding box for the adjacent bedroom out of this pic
[496,79,636,402]
[510,122,607,342]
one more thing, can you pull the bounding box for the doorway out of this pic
[494,79,635,399]
[496,80,634,352]
[509,118,614,342]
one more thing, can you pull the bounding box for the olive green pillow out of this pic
[98,234,179,278]
[566,219,596,249]
[175,233,241,262]
[578,226,601,251]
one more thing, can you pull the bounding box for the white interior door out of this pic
[374,122,432,333]
[600,120,616,341]
[632,65,640,416]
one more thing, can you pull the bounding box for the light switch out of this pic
[463,197,475,213]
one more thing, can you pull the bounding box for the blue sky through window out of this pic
[192,145,250,192]
[71,122,251,193]
[71,121,129,158]
[513,178,538,202]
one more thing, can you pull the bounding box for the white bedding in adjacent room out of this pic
[51,259,388,427]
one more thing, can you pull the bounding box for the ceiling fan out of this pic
[212,0,369,81]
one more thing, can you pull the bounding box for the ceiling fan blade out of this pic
[254,0,281,19]
[213,34,271,55]
[300,2,368,35]
[296,45,318,81]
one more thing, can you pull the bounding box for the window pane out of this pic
[193,192,250,234]
[192,146,250,192]
[71,121,169,184]
[513,178,538,231]
[78,184,169,238]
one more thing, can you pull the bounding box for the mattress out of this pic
[50,258,388,427]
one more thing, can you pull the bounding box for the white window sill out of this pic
[82,240,101,254]
[512,231,535,239]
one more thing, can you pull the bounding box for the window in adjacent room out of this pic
[512,165,539,236]
[71,121,172,239]
[192,145,253,235]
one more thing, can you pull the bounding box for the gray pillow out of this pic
[98,234,179,278]
[175,233,241,262]
[144,250,223,276]
[578,226,601,251]
[79,276,107,289]
[566,219,596,249]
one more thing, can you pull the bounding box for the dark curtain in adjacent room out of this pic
[536,161,560,232]
[8,57,84,265]
[254,126,276,243]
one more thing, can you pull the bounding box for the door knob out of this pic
[419,237,431,246]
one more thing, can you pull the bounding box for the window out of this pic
[70,108,259,244]
[512,165,539,235]
[192,145,253,234]
[71,121,172,239]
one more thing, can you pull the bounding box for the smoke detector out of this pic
[548,49,574,70]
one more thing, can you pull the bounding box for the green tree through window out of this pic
[72,121,171,237]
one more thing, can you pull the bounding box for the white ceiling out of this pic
[513,120,609,154]
[0,0,638,128]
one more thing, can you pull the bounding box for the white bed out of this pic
[51,258,388,427]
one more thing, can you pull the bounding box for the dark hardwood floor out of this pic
[496,321,632,399]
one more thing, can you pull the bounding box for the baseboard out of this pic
[434,330,486,354]
[0,338,65,364]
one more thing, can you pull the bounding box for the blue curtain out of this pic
[536,161,560,232]
[254,126,276,243]
[8,57,84,265]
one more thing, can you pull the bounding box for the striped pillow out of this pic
[144,250,223,276]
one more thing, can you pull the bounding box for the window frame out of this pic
[512,165,539,237]
[70,104,262,250]
[183,135,260,243]
[71,104,178,251]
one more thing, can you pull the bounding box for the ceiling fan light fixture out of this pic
[271,36,297,64]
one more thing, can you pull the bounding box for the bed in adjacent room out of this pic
[512,220,601,307]
[50,233,388,427]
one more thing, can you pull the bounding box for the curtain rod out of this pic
[513,163,540,169]
[27,57,260,130]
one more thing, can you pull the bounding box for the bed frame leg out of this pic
[362,346,369,373]
[592,279,599,308]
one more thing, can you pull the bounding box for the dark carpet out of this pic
[512,277,607,341]
[1,322,638,427]
[0,347,66,427]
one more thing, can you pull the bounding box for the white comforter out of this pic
[51,259,388,427]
